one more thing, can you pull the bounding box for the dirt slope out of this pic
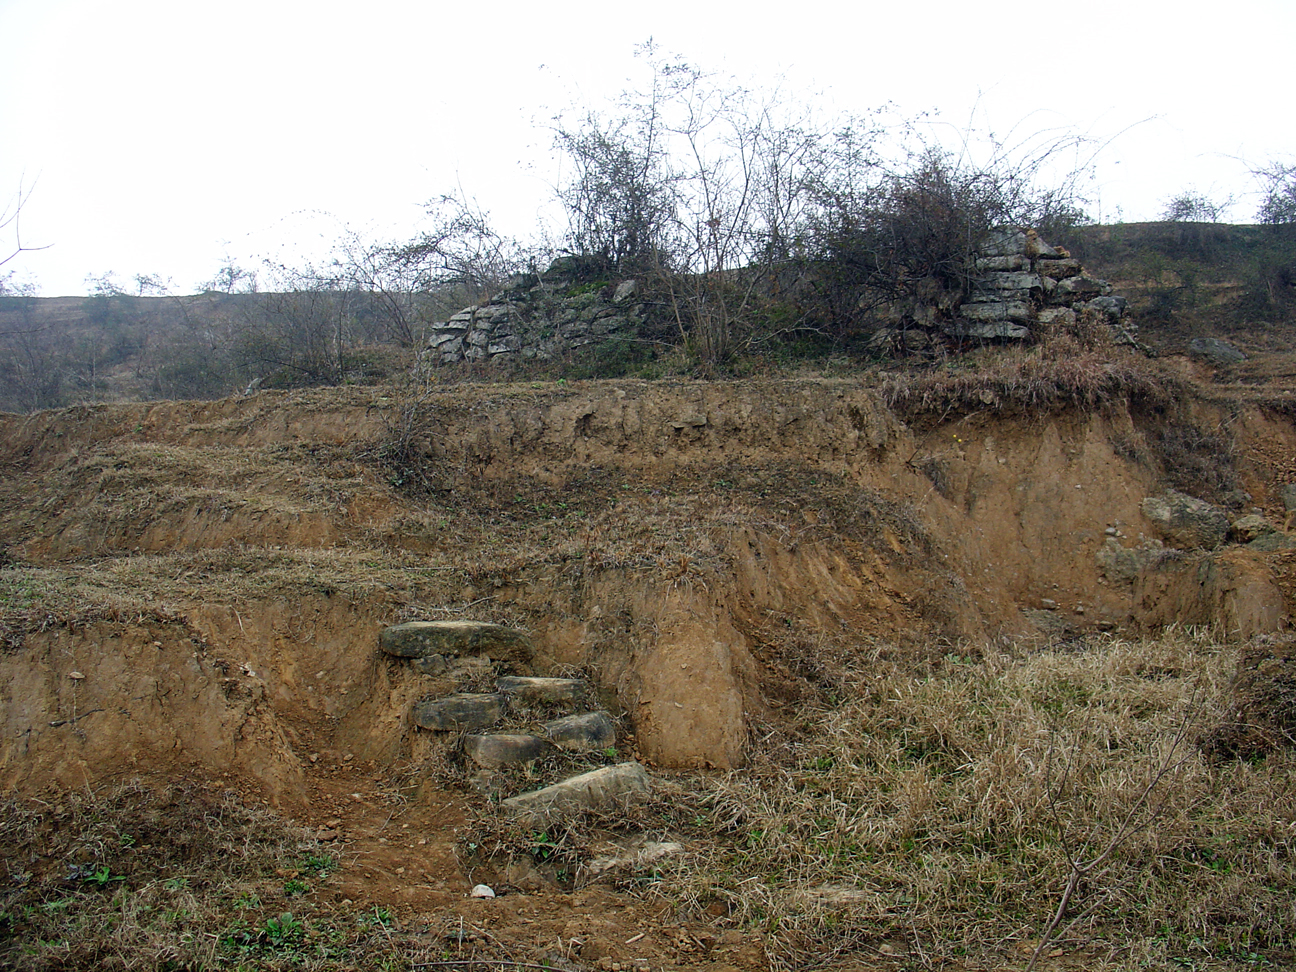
[1,369,1295,969]
[2,376,1295,790]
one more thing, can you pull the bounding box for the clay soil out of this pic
[2,350,1295,970]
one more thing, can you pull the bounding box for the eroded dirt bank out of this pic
[1,377,1294,796]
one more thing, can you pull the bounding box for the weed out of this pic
[358,905,393,928]
[262,911,304,947]
[80,865,126,888]
[297,851,336,878]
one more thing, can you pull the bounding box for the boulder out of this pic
[1095,537,1171,585]
[502,762,651,821]
[1187,337,1247,367]
[380,621,533,662]
[944,318,1031,340]
[463,733,553,768]
[1036,307,1077,327]
[958,300,1034,324]
[1141,491,1231,549]
[1053,276,1110,298]
[497,676,590,704]
[1084,295,1128,319]
[546,711,617,752]
[412,692,507,732]
[1036,258,1083,279]
[1232,514,1277,544]
[979,228,1028,258]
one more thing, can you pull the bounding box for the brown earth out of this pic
[2,363,1295,969]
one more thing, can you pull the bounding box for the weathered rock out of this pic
[944,317,1031,340]
[1053,275,1111,298]
[502,762,651,821]
[412,653,448,676]
[412,692,507,732]
[1095,537,1172,585]
[497,676,590,704]
[1281,484,1296,513]
[613,279,639,302]
[959,300,1033,323]
[974,254,1027,271]
[546,710,617,751]
[1141,491,1231,549]
[380,621,533,662]
[968,271,1043,300]
[1036,307,1076,327]
[463,733,553,768]
[1036,258,1083,279]
[979,228,1028,258]
[584,836,686,878]
[1232,514,1277,543]
[1188,337,1247,366]
[1084,295,1128,319]
[1248,532,1296,552]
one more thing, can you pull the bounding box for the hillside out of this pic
[1,350,1296,969]
[3,220,1295,415]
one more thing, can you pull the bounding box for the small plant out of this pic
[359,904,393,928]
[80,865,125,888]
[531,830,557,862]
[297,851,336,878]
[282,877,311,897]
[262,911,305,948]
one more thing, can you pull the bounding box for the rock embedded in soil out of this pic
[1232,513,1277,543]
[496,675,590,704]
[412,692,507,731]
[545,710,617,751]
[463,733,554,768]
[380,620,533,662]
[1141,490,1231,549]
[502,762,651,821]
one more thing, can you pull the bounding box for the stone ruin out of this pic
[424,228,1133,364]
[872,226,1135,352]
[425,256,654,366]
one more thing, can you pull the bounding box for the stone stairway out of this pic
[380,620,650,821]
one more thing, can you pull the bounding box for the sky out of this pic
[1,0,1292,297]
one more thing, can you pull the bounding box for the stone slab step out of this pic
[545,710,616,752]
[497,676,589,704]
[413,692,506,731]
[502,762,650,822]
[464,733,554,768]
[381,621,533,662]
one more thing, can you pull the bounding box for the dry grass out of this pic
[881,342,1170,422]
[460,628,1296,971]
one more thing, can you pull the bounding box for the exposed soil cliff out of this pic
[2,374,1293,800]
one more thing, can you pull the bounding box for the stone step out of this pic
[497,675,590,704]
[412,692,507,731]
[502,762,651,822]
[545,710,616,752]
[464,733,554,768]
[381,621,533,663]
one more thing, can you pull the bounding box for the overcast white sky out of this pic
[2,0,1292,296]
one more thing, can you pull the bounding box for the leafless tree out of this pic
[0,179,50,279]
